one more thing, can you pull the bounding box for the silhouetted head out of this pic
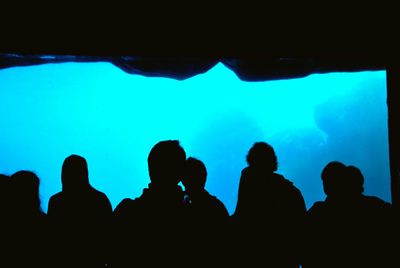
[321,161,349,199]
[148,140,186,187]
[246,142,278,172]
[61,154,90,191]
[182,157,207,194]
[346,165,365,195]
[10,170,42,213]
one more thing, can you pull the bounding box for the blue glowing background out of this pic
[0,62,390,213]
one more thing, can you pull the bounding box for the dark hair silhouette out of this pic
[321,161,366,202]
[246,141,278,171]
[321,161,346,182]
[321,160,348,198]
[61,154,89,191]
[182,157,207,192]
[148,140,186,186]
[10,170,43,215]
[346,165,365,195]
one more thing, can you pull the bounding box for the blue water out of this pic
[0,62,390,213]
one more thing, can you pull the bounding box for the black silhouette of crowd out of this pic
[0,140,397,267]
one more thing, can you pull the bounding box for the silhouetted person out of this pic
[47,155,112,268]
[305,162,394,268]
[182,157,229,225]
[113,140,187,267]
[8,171,48,267]
[232,142,306,268]
[181,157,230,265]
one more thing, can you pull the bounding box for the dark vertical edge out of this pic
[386,65,400,207]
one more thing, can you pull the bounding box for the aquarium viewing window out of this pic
[0,62,390,214]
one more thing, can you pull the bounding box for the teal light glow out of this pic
[0,62,390,213]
